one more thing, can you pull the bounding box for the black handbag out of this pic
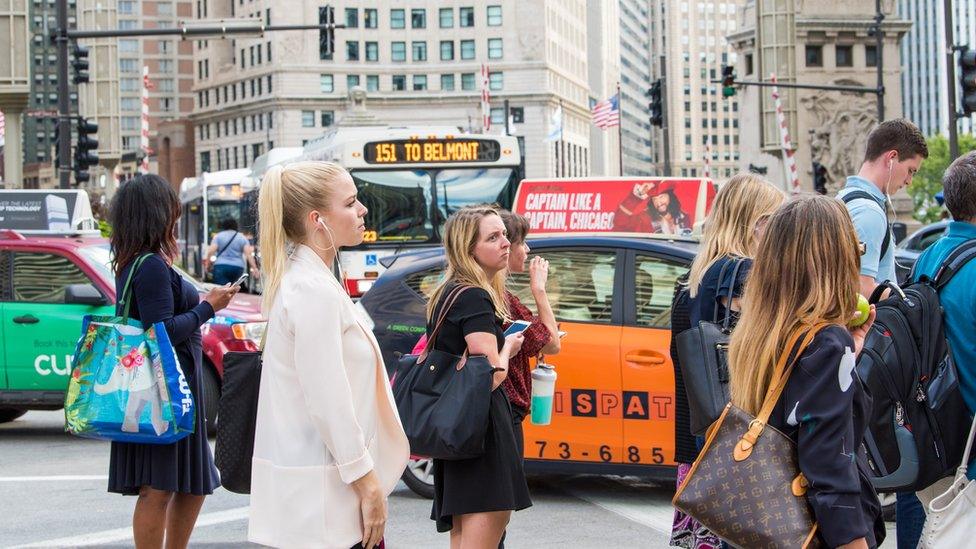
[393,285,499,460]
[674,258,745,435]
[214,347,263,494]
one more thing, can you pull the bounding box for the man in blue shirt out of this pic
[837,119,928,549]
[838,119,928,297]
[912,151,976,512]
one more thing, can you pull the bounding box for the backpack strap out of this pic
[842,190,891,260]
[932,239,976,290]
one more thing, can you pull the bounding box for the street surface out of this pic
[1,411,896,548]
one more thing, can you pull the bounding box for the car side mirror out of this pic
[65,284,108,306]
[892,222,907,245]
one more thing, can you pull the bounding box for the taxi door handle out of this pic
[625,351,666,365]
[12,314,39,325]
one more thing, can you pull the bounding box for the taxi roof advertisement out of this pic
[513,178,717,238]
[0,189,96,234]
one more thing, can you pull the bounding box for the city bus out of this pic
[299,126,523,297]
[178,168,250,279]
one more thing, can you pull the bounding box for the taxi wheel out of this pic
[202,364,220,436]
[0,408,27,423]
[402,457,435,499]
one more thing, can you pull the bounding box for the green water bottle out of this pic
[530,359,557,425]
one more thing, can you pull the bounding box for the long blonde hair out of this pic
[687,173,785,297]
[257,160,348,313]
[728,195,860,414]
[426,205,510,323]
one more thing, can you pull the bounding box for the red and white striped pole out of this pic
[141,66,151,174]
[770,73,800,192]
[480,63,491,131]
[702,135,713,180]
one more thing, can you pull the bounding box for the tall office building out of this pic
[618,0,653,176]
[192,1,609,179]
[115,0,196,156]
[650,0,741,180]
[899,0,976,136]
[23,1,79,169]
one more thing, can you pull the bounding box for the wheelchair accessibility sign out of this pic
[365,254,378,266]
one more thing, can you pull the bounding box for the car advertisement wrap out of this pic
[0,190,97,233]
[513,178,716,238]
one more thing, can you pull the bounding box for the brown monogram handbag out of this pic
[673,325,828,549]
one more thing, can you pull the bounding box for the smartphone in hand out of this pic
[231,273,249,288]
[504,320,532,337]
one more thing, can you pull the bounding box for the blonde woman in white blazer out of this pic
[248,161,409,549]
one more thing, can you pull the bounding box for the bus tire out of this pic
[401,456,435,499]
[201,363,220,436]
[0,408,27,424]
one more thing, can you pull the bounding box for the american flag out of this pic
[591,93,620,129]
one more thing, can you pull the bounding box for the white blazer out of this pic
[248,245,409,549]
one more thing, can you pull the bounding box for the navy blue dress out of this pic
[688,255,752,328]
[107,254,221,496]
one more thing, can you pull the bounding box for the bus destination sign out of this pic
[364,139,501,164]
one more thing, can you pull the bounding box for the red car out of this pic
[0,230,265,431]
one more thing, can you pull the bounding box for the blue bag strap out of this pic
[118,253,154,323]
[932,239,976,290]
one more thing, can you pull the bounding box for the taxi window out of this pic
[10,252,93,304]
[508,249,616,324]
[634,254,689,328]
[403,267,444,299]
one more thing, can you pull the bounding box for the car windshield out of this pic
[78,244,207,293]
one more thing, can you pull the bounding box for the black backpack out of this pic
[857,240,976,492]
[841,190,892,260]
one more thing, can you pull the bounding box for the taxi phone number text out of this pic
[533,441,667,464]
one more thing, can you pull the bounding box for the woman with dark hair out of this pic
[107,174,238,548]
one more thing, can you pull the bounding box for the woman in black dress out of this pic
[107,175,237,548]
[425,205,531,547]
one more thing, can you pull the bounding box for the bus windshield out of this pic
[351,167,517,245]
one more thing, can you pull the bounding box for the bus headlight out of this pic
[231,321,267,342]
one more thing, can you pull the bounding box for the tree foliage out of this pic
[907,134,976,223]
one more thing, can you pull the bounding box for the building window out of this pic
[345,7,358,28]
[321,110,334,127]
[159,40,172,54]
[158,2,173,17]
[511,106,524,123]
[461,72,476,90]
[365,41,378,61]
[120,58,139,73]
[320,74,334,92]
[487,5,502,26]
[390,9,405,29]
[440,41,454,61]
[439,7,453,28]
[745,53,753,75]
[302,110,315,127]
[460,7,474,27]
[119,39,138,53]
[489,72,503,91]
[411,8,426,28]
[391,42,406,61]
[347,74,361,89]
[865,45,878,67]
[158,79,174,92]
[118,1,135,15]
[413,74,428,90]
[346,41,359,61]
[488,38,503,59]
[805,45,822,67]
[364,8,378,28]
[121,97,139,111]
[490,107,505,124]
[441,73,456,91]
[366,74,379,91]
[412,41,427,61]
[392,74,406,90]
[835,45,853,67]
[460,40,475,60]
[158,59,173,73]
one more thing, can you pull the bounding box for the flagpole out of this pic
[616,83,623,176]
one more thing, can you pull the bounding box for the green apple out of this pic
[850,294,871,328]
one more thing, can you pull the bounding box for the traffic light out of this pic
[721,65,736,97]
[648,79,663,127]
[319,6,335,59]
[813,161,828,195]
[71,46,90,85]
[74,117,99,184]
[959,46,976,117]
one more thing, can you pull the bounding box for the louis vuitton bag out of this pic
[673,325,826,549]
